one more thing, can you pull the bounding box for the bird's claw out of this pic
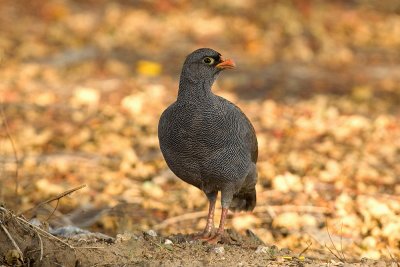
[192,230,213,241]
[204,233,222,244]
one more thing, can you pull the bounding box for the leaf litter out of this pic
[1,0,400,266]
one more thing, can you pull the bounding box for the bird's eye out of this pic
[203,57,215,65]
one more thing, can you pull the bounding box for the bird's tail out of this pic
[229,188,256,212]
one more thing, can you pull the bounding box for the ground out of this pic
[1,0,400,266]
[0,207,388,266]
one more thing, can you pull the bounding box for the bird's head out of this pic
[181,48,236,83]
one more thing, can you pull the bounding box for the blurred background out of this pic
[1,0,400,260]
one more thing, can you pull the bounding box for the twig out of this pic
[326,225,341,261]
[298,241,312,257]
[26,218,75,250]
[75,246,105,249]
[19,184,86,217]
[153,210,208,230]
[0,206,75,250]
[340,222,346,262]
[148,239,172,252]
[153,204,331,230]
[92,262,128,267]
[255,204,331,215]
[45,198,60,222]
[34,184,85,209]
[0,101,19,196]
[387,246,400,267]
[34,227,44,261]
[324,245,342,262]
[0,219,24,263]
[325,220,346,263]
[265,206,277,218]
[344,188,400,202]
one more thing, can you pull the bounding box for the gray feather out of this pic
[158,48,258,211]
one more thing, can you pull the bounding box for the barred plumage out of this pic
[158,48,258,242]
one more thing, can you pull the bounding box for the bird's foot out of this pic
[192,230,214,241]
[203,231,234,244]
[204,233,222,244]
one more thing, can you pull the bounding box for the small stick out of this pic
[75,246,105,249]
[255,204,331,214]
[25,218,75,250]
[45,199,60,222]
[0,101,19,196]
[325,245,342,262]
[19,184,86,216]
[154,204,331,230]
[298,241,312,257]
[0,207,75,250]
[387,246,400,267]
[340,222,346,262]
[153,210,208,230]
[325,220,345,262]
[0,220,24,263]
[35,227,44,261]
[265,206,277,218]
[148,239,172,253]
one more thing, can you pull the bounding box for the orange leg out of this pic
[206,207,228,244]
[194,192,217,239]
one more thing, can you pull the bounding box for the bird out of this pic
[158,48,258,243]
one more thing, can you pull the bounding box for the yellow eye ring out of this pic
[203,57,215,65]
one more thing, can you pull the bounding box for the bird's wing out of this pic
[217,96,258,163]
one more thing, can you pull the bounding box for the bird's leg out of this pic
[206,188,234,244]
[194,200,216,239]
[206,207,228,244]
[202,196,217,237]
[216,207,229,235]
[194,191,217,239]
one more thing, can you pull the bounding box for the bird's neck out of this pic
[177,76,215,102]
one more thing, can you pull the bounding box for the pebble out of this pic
[255,245,270,254]
[212,246,225,254]
[164,239,173,245]
[115,232,135,243]
[145,229,158,237]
